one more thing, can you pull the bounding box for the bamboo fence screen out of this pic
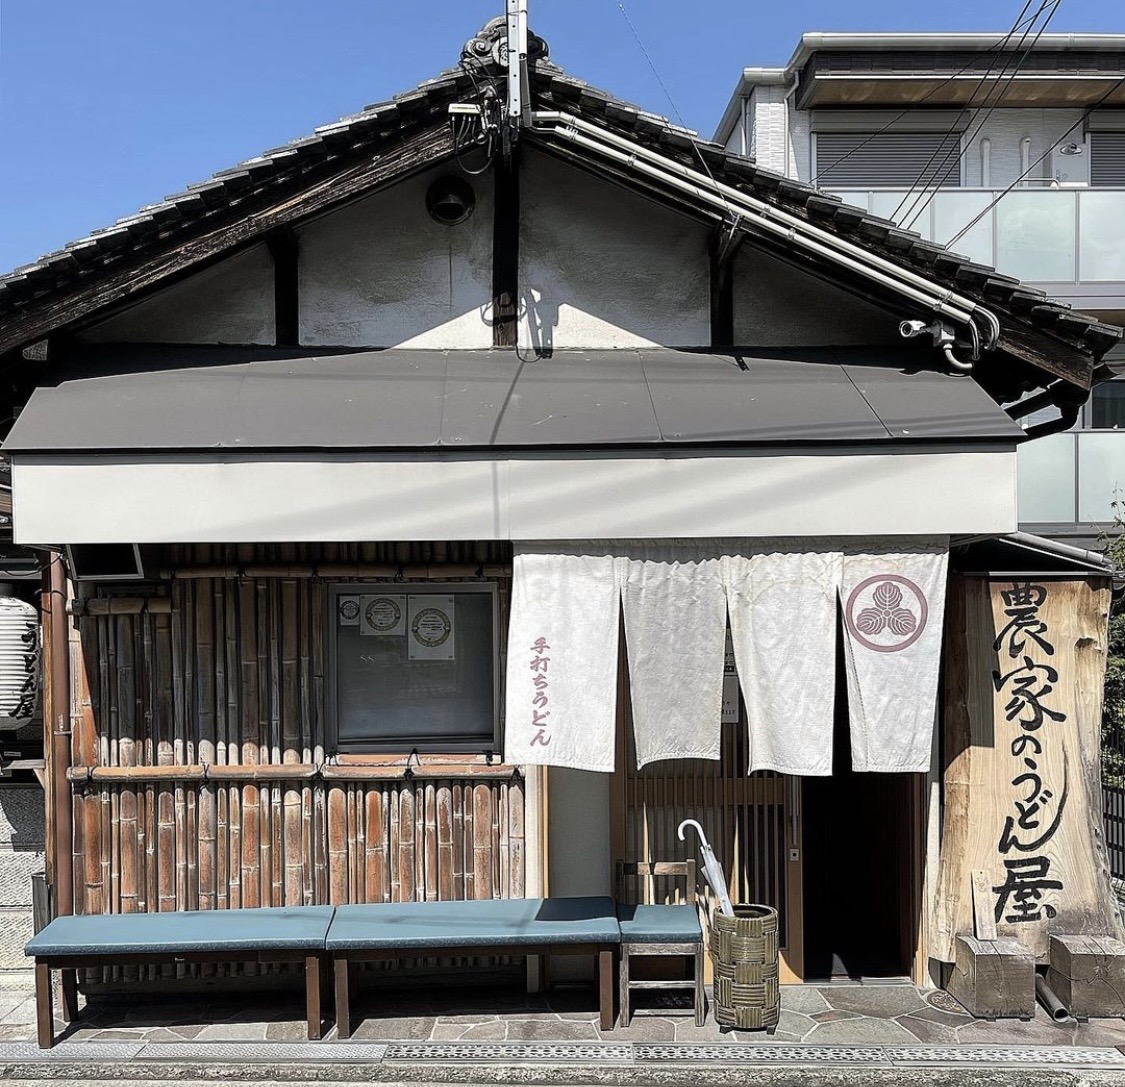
[65,544,524,973]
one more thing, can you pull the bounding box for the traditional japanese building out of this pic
[0,17,1120,996]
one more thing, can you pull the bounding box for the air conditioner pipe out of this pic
[532,111,1001,357]
[1035,974,1070,1023]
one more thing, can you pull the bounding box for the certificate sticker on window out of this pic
[408,595,455,660]
[337,594,361,627]
[360,594,406,637]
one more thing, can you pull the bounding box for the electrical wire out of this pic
[889,0,1045,216]
[897,0,1063,231]
[945,70,1125,250]
[810,2,1045,185]
[611,0,738,224]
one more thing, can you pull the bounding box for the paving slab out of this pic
[781,987,831,1014]
[805,1017,919,1045]
[823,985,930,1018]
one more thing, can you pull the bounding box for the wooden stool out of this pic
[615,861,705,1027]
[948,934,1035,1020]
[1048,934,1125,1019]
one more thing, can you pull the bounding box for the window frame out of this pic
[325,581,501,755]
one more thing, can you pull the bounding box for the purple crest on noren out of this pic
[845,575,929,654]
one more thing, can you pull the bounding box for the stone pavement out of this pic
[1,971,1125,1084]
[2,972,1125,1047]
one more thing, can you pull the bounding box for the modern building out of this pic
[715,32,1125,546]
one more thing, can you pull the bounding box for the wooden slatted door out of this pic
[610,683,804,982]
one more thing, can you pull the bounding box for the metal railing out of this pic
[828,187,1125,287]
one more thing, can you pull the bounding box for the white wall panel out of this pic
[298,166,494,348]
[12,449,1016,544]
[519,151,710,349]
[79,246,275,345]
[733,247,899,345]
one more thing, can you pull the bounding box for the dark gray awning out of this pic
[3,346,1024,453]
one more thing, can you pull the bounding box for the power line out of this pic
[611,0,737,222]
[811,2,1042,186]
[945,70,1125,250]
[897,0,1063,231]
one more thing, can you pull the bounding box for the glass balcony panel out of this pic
[1077,432,1125,523]
[995,191,1076,282]
[931,191,995,268]
[1017,434,1076,523]
[868,191,935,239]
[1078,191,1125,282]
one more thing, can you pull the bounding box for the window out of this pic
[1090,132,1125,187]
[1091,379,1125,430]
[814,132,962,188]
[328,583,499,752]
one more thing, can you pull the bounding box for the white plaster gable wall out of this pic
[963,108,1087,187]
[733,247,899,346]
[79,245,275,345]
[518,151,710,349]
[298,166,494,348]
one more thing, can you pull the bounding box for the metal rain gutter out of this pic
[533,111,999,358]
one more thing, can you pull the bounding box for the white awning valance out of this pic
[504,538,948,775]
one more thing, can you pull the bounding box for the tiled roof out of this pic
[0,33,1118,384]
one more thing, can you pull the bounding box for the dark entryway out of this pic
[801,630,916,980]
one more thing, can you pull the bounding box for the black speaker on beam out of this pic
[65,544,147,582]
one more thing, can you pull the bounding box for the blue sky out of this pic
[2,0,1123,271]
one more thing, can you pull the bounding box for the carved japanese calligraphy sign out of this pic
[934,576,1123,963]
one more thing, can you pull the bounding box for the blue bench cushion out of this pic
[25,906,336,958]
[326,896,619,951]
[616,903,702,944]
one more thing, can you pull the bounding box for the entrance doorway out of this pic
[801,632,917,980]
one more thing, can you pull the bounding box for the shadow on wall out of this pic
[0,786,46,852]
[519,287,558,357]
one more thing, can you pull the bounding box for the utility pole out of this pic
[505,0,532,134]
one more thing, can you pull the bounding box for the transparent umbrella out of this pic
[677,818,734,917]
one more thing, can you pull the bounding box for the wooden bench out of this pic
[325,895,621,1037]
[25,905,335,1048]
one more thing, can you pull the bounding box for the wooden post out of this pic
[334,957,351,1040]
[35,962,53,1049]
[304,954,322,1040]
[598,949,614,1031]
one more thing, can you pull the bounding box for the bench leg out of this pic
[619,949,630,1028]
[694,943,705,1027]
[334,957,352,1040]
[305,955,322,1040]
[60,969,80,1024]
[35,962,53,1049]
[598,950,614,1032]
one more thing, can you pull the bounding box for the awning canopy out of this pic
[4,346,1024,452]
[4,347,1023,545]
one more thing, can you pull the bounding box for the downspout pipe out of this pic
[1023,401,1080,440]
[532,111,1000,357]
[46,552,72,918]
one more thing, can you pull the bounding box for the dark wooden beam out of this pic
[0,127,454,358]
[492,149,521,348]
[267,228,300,347]
[709,226,742,349]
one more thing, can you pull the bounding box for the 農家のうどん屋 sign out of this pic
[933,577,1123,962]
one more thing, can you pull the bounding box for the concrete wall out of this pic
[732,247,898,345]
[0,785,44,974]
[79,246,276,345]
[519,151,710,349]
[298,166,494,349]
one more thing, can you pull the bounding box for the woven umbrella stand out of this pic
[711,905,780,1032]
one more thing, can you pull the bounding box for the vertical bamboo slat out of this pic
[67,553,523,987]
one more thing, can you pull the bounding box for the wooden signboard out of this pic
[934,576,1123,963]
